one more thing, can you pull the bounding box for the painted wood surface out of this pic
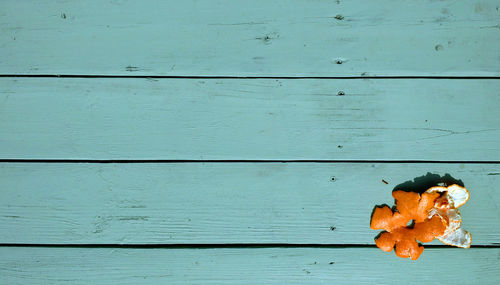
[1,163,498,244]
[1,0,499,76]
[1,78,499,160]
[1,247,499,284]
[1,0,499,282]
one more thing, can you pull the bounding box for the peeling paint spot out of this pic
[125,65,139,72]
[118,216,149,221]
[2,215,20,218]
[255,33,279,44]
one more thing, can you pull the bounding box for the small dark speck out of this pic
[330,176,336,182]
[257,35,271,42]
[256,34,277,44]
[334,14,344,20]
[361,72,367,76]
[337,91,345,96]
[435,44,443,51]
[382,179,388,184]
[425,120,428,122]
[61,13,66,19]
[337,145,343,149]
[330,261,335,265]
[335,59,343,64]
[330,226,336,231]
[303,269,311,274]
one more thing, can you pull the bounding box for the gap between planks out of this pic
[1,159,500,164]
[1,74,500,79]
[0,244,499,249]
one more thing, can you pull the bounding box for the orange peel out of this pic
[370,184,471,260]
[426,184,471,248]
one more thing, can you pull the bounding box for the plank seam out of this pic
[0,244,498,249]
[1,159,499,164]
[1,75,500,80]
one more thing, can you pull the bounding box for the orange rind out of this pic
[370,184,471,260]
[426,184,471,248]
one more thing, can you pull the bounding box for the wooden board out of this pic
[1,0,499,76]
[1,78,499,160]
[1,247,499,284]
[1,162,498,245]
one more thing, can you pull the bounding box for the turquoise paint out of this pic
[0,0,499,76]
[1,247,499,284]
[0,78,499,160]
[0,0,499,283]
[0,163,498,244]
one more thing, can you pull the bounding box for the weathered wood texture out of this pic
[1,78,499,160]
[1,163,498,244]
[1,247,499,284]
[1,0,499,76]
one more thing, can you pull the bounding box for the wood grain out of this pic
[1,163,498,245]
[1,0,499,76]
[1,78,499,160]
[1,247,499,284]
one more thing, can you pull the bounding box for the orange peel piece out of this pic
[370,184,471,260]
[426,184,471,248]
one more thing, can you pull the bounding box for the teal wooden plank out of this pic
[1,163,498,244]
[0,247,498,284]
[1,78,499,160]
[0,0,498,76]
